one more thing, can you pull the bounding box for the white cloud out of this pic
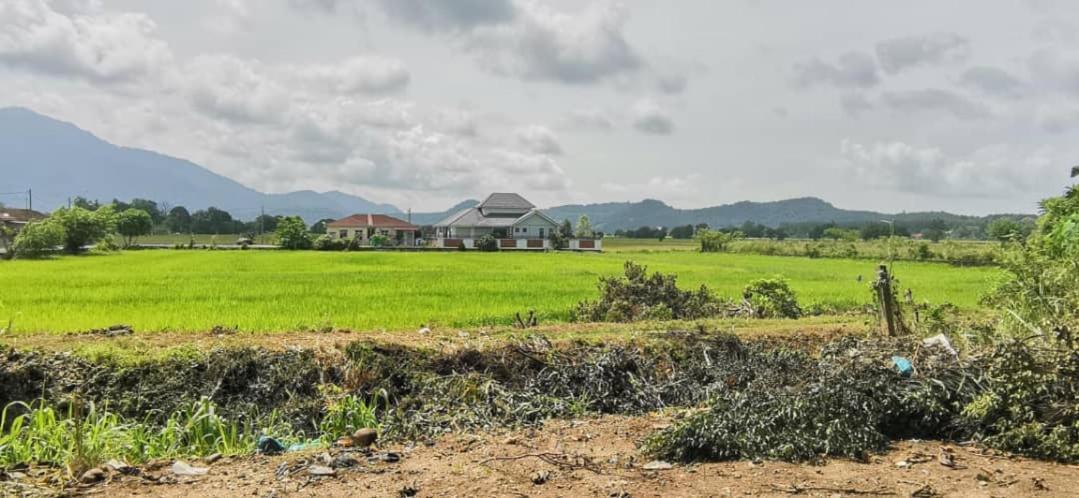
[515,124,563,155]
[630,98,673,135]
[875,33,970,75]
[0,0,173,85]
[296,56,410,94]
[184,55,292,124]
[794,51,879,89]
[839,139,1059,197]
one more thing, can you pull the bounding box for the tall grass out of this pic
[319,393,381,443]
[0,398,300,470]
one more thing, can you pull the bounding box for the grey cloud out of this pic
[515,125,563,155]
[631,99,674,135]
[376,0,515,32]
[1027,49,1079,99]
[875,33,970,75]
[563,108,614,131]
[1038,109,1079,133]
[840,139,1060,197]
[959,66,1026,99]
[881,89,990,120]
[465,2,642,84]
[656,73,688,94]
[839,92,873,117]
[794,52,879,89]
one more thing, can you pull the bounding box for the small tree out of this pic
[560,219,573,239]
[987,218,1023,244]
[11,221,63,258]
[310,218,336,234]
[166,206,192,233]
[49,206,116,253]
[116,208,153,247]
[575,215,594,238]
[698,229,742,252]
[275,216,312,249]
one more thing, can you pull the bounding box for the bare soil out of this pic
[75,414,1079,498]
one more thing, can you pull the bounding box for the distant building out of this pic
[0,208,46,233]
[433,193,599,250]
[327,214,420,246]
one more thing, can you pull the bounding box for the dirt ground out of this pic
[58,414,1077,498]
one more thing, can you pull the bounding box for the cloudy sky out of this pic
[2,0,1078,214]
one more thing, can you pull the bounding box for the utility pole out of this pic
[259,205,265,244]
[27,188,31,211]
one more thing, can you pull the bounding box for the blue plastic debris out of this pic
[286,440,322,453]
[891,356,913,377]
[257,435,286,455]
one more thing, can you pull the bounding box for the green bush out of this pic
[370,234,389,247]
[313,234,347,251]
[743,278,802,319]
[573,261,723,322]
[11,221,63,258]
[697,229,741,252]
[475,234,498,252]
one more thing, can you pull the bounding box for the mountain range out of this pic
[0,107,1025,230]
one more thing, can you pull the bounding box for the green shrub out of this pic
[11,221,63,258]
[475,234,498,252]
[697,229,741,252]
[370,234,389,247]
[743,278,801,319]
[573,261,723,322]
[313,234,347,251]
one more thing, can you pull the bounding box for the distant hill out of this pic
[539,198,1012,231]
[0,107,1027,230]
[0,107,398,222]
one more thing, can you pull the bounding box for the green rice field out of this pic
[0,251,999,333]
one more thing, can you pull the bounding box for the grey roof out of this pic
[434,207,557,228]
[433,208,476,227]
[478,193,535,210]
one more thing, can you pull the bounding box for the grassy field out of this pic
[137,233,278,245]
[0,251,998,334]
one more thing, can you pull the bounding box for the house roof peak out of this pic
[478,193,535,210]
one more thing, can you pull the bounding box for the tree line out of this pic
[610,217,1036,242]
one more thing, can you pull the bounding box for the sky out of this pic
[1,0,1078,214]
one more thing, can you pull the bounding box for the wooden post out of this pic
[876,264,898,336]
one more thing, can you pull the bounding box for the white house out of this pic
[433,193,561,250]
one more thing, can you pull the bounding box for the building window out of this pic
[339,230,348,238]
[521,227,527,233]
[539,228,545,237]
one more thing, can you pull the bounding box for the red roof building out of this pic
[326,214,419,246]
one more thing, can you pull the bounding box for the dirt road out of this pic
[83,414,1077,497]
